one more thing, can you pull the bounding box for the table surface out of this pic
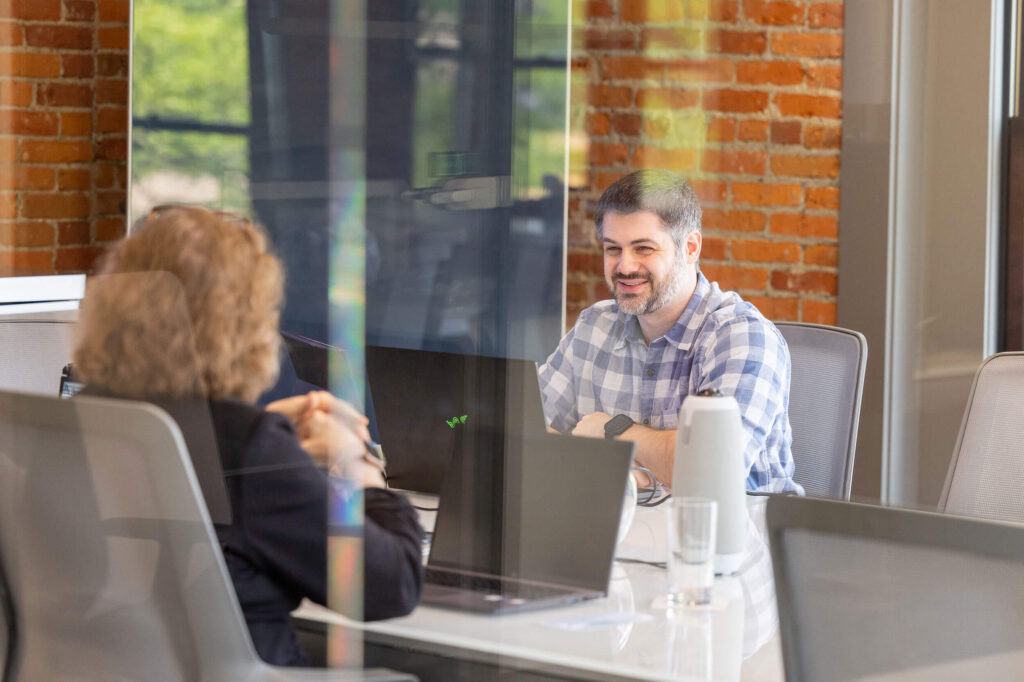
[296,495,785,682]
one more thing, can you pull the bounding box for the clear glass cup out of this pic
[666,497,717,607]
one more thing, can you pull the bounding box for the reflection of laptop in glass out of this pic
[364,346,547,495]
[423,428,634,614]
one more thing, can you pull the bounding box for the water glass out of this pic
[666,497,717,606]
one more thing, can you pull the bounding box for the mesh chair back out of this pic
[940,352,1024,522]
[0,391,412,682]
[775,322,866,499]
[0,321,73,396]
[768,496,1024,682]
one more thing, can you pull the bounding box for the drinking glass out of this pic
[666,497,717,606]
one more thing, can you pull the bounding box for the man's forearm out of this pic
[618,425,676,486]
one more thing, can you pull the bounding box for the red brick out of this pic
[601,56,664,80]
[61,53,94,78]
[24,24,92,50]
[96,52,127,78]
[1,80,33,107]
[0,110,58,136]
[565,280,589,305]
[665,58,734,83]
[585,0,614,18]
[2,0,61,21]
[771,269,837,294]
[0,52,61,78]
[806,187,839,210]
[0,250,52,271]
[636,88,699,109]
[701,149,766,175]
[57,220,90,245]
[733,182,801,207]
[700,235,727,260]
[644,113,677,139]
[771,32,842,58]
[805,244,838,266]
[802,300,837,324]
[703,208,766,232]
[95,78,127,104]
[0,221,54,247]
[770,213,838,238]
[0,19,22,46]
[567,250,604,276]
[736,60,803,85]
[631,146,698,171]
[55,246,102,272]
[747,295,799,321]
[61,111,92,137]
[775,93,841,118]
[94,189,123,214]
[95,137,126,161]
[11,166,55,190]
[586,113,611,136]
[738,120,769,142]
[96,106,126,134]
[703,89,769,113]
[702,264,768,290]
[707,117,735,142]
[97,26,128,50]
[0,139,16,164]
[22,192,89,219]
[37,83,93,108]
[65,0,96,21]
[95,216,125,241]
[621,0,685,22]
[58,168,90,190]
[685,0,740,21]
[0,193,15,218]
[731,238,800,263]
[98,0,130,22]
[808,3,843,28]
[594,172,622,192]
[804,124,841,149]
[806,65,842,91]
[19,139,92,163]
[771,153,839,178]
[94,163,117,189]
[691,179,728,204]
[744,0,804,25]
[568,219,596,248]
[589,84,632,108]
[640,27,703,52]
[584,29,634,51]
[771,120,802,144]
[612,113,642,136]
[589,143,628,167]
[708,30,766,55]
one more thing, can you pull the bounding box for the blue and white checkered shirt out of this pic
[540,273,802,494]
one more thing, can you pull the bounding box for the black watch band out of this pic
[604,414,634,439]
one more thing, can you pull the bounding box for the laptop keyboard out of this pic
[425,568,574,601]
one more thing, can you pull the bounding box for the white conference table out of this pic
[295,496,785,681]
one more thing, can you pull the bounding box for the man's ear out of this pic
[684,230,702,265]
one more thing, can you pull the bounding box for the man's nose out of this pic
[617,250,637,273]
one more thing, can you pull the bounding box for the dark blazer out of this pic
[172,398,424,666]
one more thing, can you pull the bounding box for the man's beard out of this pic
[609,254,686,316]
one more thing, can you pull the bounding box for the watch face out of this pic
[605,414,633,437]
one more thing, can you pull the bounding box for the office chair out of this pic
[775,322,867,499]
[0,318,74,396]
[939,352,1024,521]
[0,390,413,681]
[768,495,1024,682]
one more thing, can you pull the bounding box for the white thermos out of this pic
[672,389,747,575]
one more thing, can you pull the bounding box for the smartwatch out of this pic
[604,414,634,439]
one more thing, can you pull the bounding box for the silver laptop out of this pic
[423,428,635,614]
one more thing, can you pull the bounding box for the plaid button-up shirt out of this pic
[539,273,802,493]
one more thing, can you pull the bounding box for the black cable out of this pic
[615,557,666,569]
[637,492,672,508]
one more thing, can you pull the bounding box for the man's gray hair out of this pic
[594,169,702,250]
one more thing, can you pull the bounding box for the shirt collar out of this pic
[613,272,712,351]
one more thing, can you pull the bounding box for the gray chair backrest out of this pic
[939,352,1024,522]
[0,320,73,396]
[0,390,413,682]
[768,495,1024,682]
[775,322,867,499]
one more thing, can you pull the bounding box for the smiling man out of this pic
[539,169,802,494]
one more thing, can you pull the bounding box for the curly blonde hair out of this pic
[73,205,284,403]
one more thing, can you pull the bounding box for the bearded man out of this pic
[539,169,802,494]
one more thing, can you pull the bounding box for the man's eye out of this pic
[605,247,621,255]
[636,247,653,255]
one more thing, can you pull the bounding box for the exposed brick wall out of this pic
[567,0,842,327]
[0,0,130,274]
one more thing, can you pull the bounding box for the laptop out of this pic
[423,428,634,614]
[364,346,547,495]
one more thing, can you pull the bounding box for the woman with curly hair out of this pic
[72,205,423,666]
